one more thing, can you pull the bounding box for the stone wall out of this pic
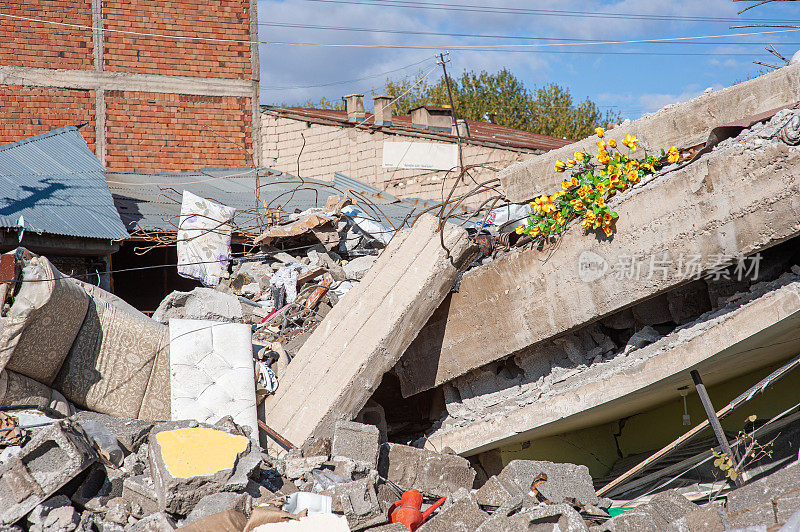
[260,111,537,204]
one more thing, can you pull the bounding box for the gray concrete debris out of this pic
[152,287,244,324]
[474,475,525,507]
[592,490,696,531]
[284,455,328,480]
[321,477,386,530]
[497,460,599,507]
[666,501,728,532]
[122,475,160,517]
[183,492,252,525]
[366,524,408,532]
[73,411,154,454]
[124,512,176,532]
[342,255,377,281]
[477,503,589,532]
[28,495,75,532]
[378,443,476,498]
[419,497,488,531]
[104,497,132,526]
[32,504,80,532]
[331,421,380,471]
[147,424,257,515]
[727,460,800,514]
[0,420,96,525]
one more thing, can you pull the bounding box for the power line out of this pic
[301,0,800,24]
[3,12,800,50]
[29,6,800,41]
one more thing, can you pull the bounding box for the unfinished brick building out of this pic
[0,0,260,171]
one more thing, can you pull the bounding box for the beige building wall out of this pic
[260,111,539,207]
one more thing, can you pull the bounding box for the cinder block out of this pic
[727,461,800,514]
[667,501,728,531]
[378,443,476,498]
[0,420,96,525]
[122,475,160,517]
[331,421,380,471]
[321,478,386,530]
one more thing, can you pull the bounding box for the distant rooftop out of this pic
[262,106,573,152]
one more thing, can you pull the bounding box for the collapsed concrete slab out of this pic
[397,120,800,399]
[498,62,800,203]
[424,275,800,455]
[263,214,475,451]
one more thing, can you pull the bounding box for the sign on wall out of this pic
[382,141,458,171]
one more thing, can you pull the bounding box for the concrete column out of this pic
[92,0,106,165]
[249,0,261,166]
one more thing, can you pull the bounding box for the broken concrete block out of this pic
[104,497,131,526]
[477,503,588,532]
[331,421,379,471]
[121,475,159,517]
[147,426,252,515]
[0,420,96,525]
[184,492,252,525]
[342,255,377,281]
[378,443,476,498]
[497,460,599,506]
[418,497,488,531]
[727,499,777,529]
[321,478,386,530]
[667,501,728,531]
[73,411,153,454]
[474,474,524,507]
[727,460,800,514]
[27,495,72,529]
[30,503,80,532]
[284,455,328,480]
[594,490,696,531]
[152,287,244,324]
[775,489,800,523]
[125,512,176,532]
[366,524,408,532]
[264,214,475,450]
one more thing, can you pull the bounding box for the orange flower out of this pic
[603,226,613,237]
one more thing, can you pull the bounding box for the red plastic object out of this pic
[388,489,447,531]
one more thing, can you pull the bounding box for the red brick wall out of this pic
[103,0,252,79]
[0,86,96,151]
[104,91,252,171]
[0,0,94,70]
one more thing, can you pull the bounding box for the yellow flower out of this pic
[570,198,584,210]
[598,153,610,165]
[577,185,592,199]
[581,217,593,230]
[607,164,616,174]
[515,225,525,235]
[607,139,617,148]
[667,150,679,164]
[570,176,580,188]
[532,194,549,213]
[574,151,585,162]
[555,159,567,172]
[642,162,655,173]
[555,212,566,225]
[595,127,605,138]
[596,183,606,194]
[596,196,606,208]
[562,180,573,190]
[603,213,612,223]
[610,174,621,187]
[622,133,638,150]
[530,228,540,237]
[566,159,576,168]
[603,226,613,237]
[596,140,606,150]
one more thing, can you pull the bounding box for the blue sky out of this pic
[256,0,800,120]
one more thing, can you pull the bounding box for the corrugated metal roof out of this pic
[0,126,129,240]
[108,168,473,234]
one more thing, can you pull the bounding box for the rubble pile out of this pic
[2,408,799,531]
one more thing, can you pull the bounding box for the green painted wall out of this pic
[498,358,800,479]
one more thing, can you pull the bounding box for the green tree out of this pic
[381,68,620,140]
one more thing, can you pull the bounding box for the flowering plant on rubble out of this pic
[516,127,679,239]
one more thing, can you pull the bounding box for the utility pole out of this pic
[437,52,463,173]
